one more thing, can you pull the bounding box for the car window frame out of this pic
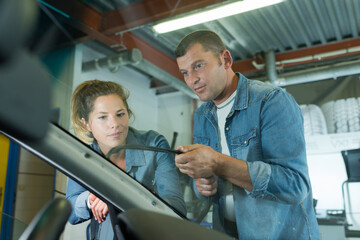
[0,123,183,219]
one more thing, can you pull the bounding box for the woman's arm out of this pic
[153,134,187,216]
[65,178,92,224]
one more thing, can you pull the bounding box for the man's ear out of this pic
[222,50,233,69]
[81,117,91,131]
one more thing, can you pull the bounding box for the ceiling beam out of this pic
[41,0,118,47]
[41,0,102,30]
[277,38,360,61]
[233,38,360,73]
[101,0,227,35]
[41,0,183,79]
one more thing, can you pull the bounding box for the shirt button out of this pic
[244,141,247,144]
[226,127,229,131]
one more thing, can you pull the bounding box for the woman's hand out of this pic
[88,193,108,223]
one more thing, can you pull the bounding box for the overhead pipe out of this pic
[275,60,360,87]
[81,47,197,99]
[265,49,277,83]
[252,46,360,70]
[132,59,198,99]
[82,48,142,72]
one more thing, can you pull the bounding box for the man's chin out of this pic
[198,94,211,102]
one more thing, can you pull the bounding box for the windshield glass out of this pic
[3,0,360,239]
[0,213,27,239]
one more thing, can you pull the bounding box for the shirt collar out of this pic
[125,127,146,168]
[233,72,249,111]
[201,72,249,112]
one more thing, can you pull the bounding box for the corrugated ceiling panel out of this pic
[123,0,360,61]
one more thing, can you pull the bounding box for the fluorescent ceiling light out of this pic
[153,0,285,34]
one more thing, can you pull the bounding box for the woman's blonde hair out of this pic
[71,80,133,144]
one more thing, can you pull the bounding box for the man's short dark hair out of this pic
[174,30,226,58]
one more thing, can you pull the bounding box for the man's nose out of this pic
[186,72,200,86]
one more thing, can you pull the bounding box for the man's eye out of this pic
[194,63,203,70]
[98,116,106,120]
[117,113,125,117]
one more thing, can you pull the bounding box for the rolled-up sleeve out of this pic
[246,89,311,204]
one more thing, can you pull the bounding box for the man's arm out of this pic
[176,144,253,193]
[244,89,310,204]
[176,89,310,204]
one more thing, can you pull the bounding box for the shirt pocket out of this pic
[193,136,210,145]
[231,127,257,159]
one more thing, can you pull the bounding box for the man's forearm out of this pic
[213,153,253,191]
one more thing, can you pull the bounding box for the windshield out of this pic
[2,0,360,239]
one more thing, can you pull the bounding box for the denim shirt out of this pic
[66,127,186,239]
[193,73,320,239]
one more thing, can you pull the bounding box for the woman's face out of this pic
[83,94,129,155]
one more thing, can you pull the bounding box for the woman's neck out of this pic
[108,151,126,170]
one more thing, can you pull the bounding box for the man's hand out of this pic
[88,193,108,223]
[176,144,253,192]
[195,175,218,197]
[175,144,219,179]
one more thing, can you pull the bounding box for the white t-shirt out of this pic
[216,90,237,222]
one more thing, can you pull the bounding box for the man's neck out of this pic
[213,72,238,105]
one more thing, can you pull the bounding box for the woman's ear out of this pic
[81,118,91,131]
[222,50,233,69]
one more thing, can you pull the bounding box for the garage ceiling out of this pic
[36,0,360,91]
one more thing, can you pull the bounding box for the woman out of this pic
[66,80,186,239]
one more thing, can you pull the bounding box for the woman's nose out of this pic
[109,116,119,128]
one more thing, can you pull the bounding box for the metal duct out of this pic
[81,46,197,99]
[132,59,198,99]
[82,48,142,72]
[265,49,277,83]
[275,60,360,87]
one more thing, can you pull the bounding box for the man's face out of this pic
[176,43,228,103]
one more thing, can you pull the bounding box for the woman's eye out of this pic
[98,116,106,120]
[117,112,125,117]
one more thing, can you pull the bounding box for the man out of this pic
[174,30,320,239]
